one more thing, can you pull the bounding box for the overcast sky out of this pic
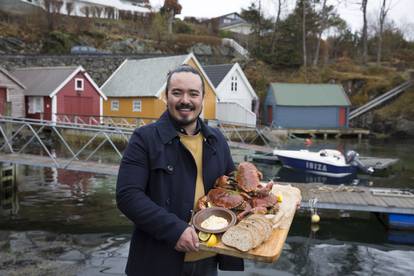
[149,0,414,40]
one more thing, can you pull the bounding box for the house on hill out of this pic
[264,83,351,128]
[3,0,151,19]
[0,67,26,117]
[212,13,253,35]
[11,66,107,123]
[203,63,258,126]
[100,53,218,123]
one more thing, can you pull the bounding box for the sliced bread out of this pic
[222,225,254,252]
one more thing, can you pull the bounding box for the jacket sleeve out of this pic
[116,129,188,248]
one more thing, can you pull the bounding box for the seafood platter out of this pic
[192,162,302,263]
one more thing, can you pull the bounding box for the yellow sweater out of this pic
[180,133,216,262]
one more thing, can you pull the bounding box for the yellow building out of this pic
[101,53,217,125]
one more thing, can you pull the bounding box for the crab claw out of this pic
[196,195,208,211]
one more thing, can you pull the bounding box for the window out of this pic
[231,76,238,92]
[28,96,44,114]
[75,78,84,91]
[111,100,119,111]
[132,99,142,112]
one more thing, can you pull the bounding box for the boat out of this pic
[273,149,373,177]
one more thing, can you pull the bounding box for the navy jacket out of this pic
[116,111,244,276]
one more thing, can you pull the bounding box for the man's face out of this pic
[166,72,203,126]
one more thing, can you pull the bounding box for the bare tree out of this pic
[66,1,74,16]
[313,0,327,67]
[361,0,368,64]
[161,0,182,34]
[270,0,285,54]
[377,0,392,65]
[95,6,103,18]
[80,6,91,18]
[302,0,307,70]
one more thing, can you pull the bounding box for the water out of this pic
[1,138,414,275]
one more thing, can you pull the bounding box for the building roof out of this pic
[11,66,107,99]
[203,64,233,88]
[215,12,248,28]
[270,83,351,106]
[0,67,26,89]
[11,66,79,96]
[102,54,212,98]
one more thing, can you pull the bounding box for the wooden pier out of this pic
[0,153,119,176]
[292,183,414,215]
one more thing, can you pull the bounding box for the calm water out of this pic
[1,138,414,275]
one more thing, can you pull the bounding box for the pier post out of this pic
[0,162,18,215]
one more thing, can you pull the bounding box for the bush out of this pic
[41,31,77,54]
[173,20,193,34]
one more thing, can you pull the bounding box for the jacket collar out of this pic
[156,111,217,144]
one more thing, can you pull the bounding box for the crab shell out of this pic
[250,193,278,209]
[236,162,263,193]
[206,188,245,209]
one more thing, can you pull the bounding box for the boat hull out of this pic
[277,155,357,177]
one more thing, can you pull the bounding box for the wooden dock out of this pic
[0,153,119,176]
[292,183,414,215]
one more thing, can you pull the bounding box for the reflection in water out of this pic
[0,163,19,216]
[275,167,359,185]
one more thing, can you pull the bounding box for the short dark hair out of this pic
[165,64,205,96]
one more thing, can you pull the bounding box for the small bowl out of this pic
[192,207,237,234]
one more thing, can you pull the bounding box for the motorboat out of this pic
[273,149,373,177]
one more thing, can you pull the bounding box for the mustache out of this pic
[175,103,195,111]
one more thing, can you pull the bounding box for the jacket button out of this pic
[167,165,174,172]
[166,198,170,205]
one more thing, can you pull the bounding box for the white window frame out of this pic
[231,76,238,92]
[111,99,119,111]
[75,78,84,91]
[28,96,44,114]
[132,99,142,112]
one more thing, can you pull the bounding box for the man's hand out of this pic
[174,227,199,252]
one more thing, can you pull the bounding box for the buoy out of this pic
[311,213,320,224]
[311,224,320,233]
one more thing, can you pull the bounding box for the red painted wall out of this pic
[0,87,6,115]
[56,72,101,123]
[338,107,346,127]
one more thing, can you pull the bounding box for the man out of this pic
[116,65,244,276]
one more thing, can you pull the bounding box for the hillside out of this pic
[0,11,413,137]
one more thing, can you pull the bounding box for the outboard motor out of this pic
[346,150,374,174]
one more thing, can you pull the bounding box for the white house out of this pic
[203,63,258,127]
[214,13,253,35]
[9,0,151,19]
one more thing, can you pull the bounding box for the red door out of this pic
[64,96,93,122]
[0,88,6,115]
[267,105,273,125]
[338,107,346,127]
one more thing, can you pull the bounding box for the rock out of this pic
[189,43,212,55]
[9,233,35,253]
[58,249,85,262]
[395,118,414,137]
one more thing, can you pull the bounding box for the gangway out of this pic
[349,80,413,120]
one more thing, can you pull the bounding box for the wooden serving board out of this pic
[199,227,289,263]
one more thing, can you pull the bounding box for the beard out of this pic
[172,102,202,126]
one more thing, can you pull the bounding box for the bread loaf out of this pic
[221,225,254,252]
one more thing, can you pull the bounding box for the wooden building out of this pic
[11,66,107,123]
[263,83,351,128]
[203,63,258,126]
[0,67,26,117]
[101,53,218,123]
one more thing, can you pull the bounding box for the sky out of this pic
[149,0,414,40]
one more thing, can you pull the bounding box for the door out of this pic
[338,107,346,127]
[0,88,6,115]
[267,105,273,125]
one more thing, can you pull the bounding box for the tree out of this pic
[161,0,182,34]
[361,0,368,64]
[270,0,286,54]
[66,1,74,16]
[377,0,392,65]
[80,6,91,18]
[312,0,341,66]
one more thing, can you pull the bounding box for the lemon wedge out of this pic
[206,234,218,247]
[277,194,283,203]
[198,231,211,242]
